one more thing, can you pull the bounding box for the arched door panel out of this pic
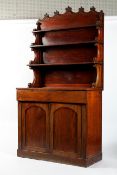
[50,103,82,157]
[21,103,49,152]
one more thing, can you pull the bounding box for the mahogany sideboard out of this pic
[17,6,104,167]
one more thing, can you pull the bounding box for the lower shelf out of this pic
[17,149,102,167]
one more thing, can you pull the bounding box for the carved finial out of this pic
[54,10,59,16]
[33,28,37,32]
[65,6,72,13]
[79,6,84,12]
[100,10,104,14]
[28,83,32,88]
[44,13,49,19]
[90,6,96,11]
[36,19,41,28]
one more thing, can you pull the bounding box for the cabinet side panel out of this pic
[86,91,102,158]
[18,102,22,150]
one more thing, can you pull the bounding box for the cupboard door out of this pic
[21,103,49,152]
[50,103,82,157]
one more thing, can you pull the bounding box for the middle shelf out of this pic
[28,62,103,68]
[30,40,103,49]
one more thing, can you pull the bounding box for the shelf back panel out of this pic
[40,28,98,45]
[41,65,96,87]
[43,46,97,64]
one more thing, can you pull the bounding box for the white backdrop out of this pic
[0,18,117,174]
[0,19,35,122]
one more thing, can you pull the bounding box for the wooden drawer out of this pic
[17,89,86,104]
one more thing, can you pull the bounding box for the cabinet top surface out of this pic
[16,87,103,91]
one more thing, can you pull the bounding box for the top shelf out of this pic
[33,24,97,33]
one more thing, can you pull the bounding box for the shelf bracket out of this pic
[92,64,103,88]
[28,69,43,88]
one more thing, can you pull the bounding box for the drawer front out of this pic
[17,89,86,104]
